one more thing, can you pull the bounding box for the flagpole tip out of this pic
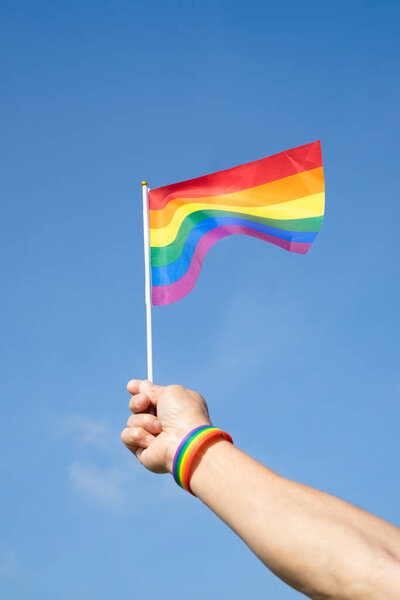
[141,180,148,187]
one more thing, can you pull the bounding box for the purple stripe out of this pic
[152,225,312,305]
[172,425,211,486]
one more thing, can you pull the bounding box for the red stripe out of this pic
[149,141,322,210]
[182,430,233,494]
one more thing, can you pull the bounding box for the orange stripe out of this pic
[150,167,324,230]
[178,428,219,486]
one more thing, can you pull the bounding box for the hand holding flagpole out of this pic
[141,181,153,382]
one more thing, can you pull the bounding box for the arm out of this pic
[121,380,400,600]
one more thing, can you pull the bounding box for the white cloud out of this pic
[59,414,129,510]
[57,414,115,452]
[0,547,18,577]
[68,461,125,509]
[61,414,181,512]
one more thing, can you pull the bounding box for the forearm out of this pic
[190,440,400,600]
[122,381,400,599]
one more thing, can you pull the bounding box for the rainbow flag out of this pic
[149,140,324,305]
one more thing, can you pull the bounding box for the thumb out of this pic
[139,380,163,406]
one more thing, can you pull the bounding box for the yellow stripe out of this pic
[150,167,324,229]
[150,192,325,247]
[178,428,219,485]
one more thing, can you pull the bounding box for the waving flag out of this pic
[149,141,324,305]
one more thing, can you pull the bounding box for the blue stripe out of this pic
[151,216,317,286]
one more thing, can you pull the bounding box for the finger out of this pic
[139,380,163,407]
[121,442,144,461]
[135,447,144,461]
[127,379,142,395]
[127,379,163,396]
[120,427,155,448]
[126,413,162,434]
[129,393,151,414]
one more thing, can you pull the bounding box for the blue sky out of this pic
[1,1,399,598]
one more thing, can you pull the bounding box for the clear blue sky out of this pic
[1,1,399,598]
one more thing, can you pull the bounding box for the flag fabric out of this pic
[149,140,324,306]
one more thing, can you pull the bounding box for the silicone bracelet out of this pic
[172,425,233,495]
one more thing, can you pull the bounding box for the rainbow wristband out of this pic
[172,425,233,496]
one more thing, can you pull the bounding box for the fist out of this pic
[121,380,211,473]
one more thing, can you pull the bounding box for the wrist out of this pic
[171,426,233,495]
[165,433,182,474]
[189,438,236,497]
[165,425,213,474]
[164,420,213,473]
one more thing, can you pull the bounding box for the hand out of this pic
[121,380,211,473]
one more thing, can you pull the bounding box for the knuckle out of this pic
[126,415,133,426]
[167,384,184,394]
[144,414,154,428]
[138,380,148,393]
[129,394,145,412]
[130,428,140,440]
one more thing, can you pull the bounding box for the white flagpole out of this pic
[141,181,153,382]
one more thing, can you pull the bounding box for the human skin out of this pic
[121,380,400,600]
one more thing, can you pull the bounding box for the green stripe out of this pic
[151,211,323,267]
[175,427,215,487]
